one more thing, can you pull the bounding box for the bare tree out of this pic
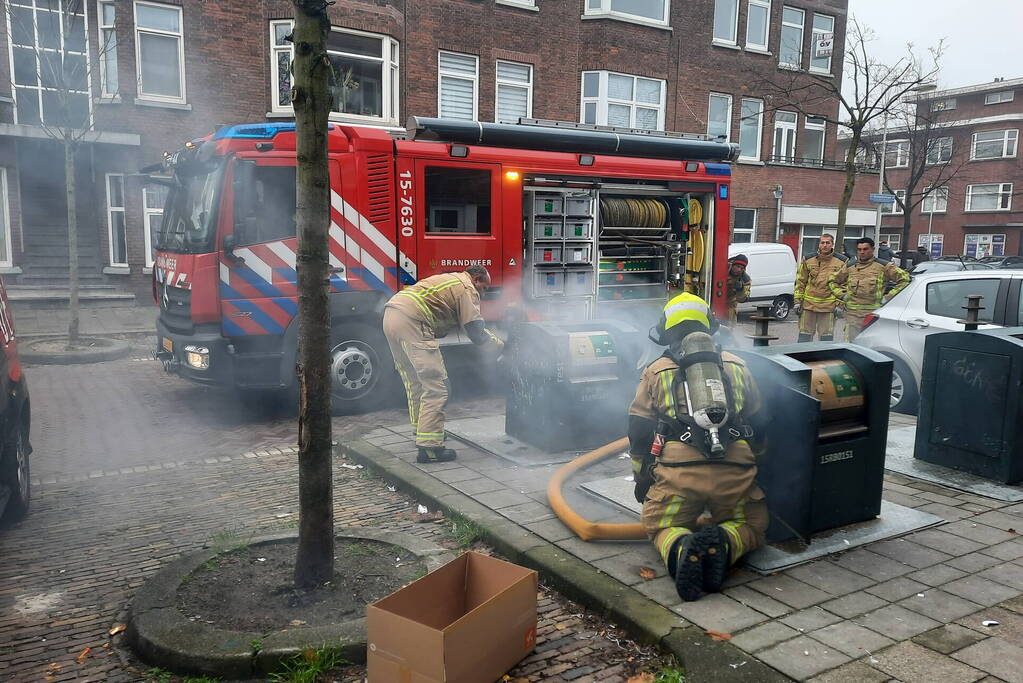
[291,0,335,588]
[2,0,119,345]
[860,99,972,268]
[756,18,942,248]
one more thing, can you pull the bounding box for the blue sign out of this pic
[869,193,897,204]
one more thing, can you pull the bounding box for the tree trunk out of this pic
[291,0,334,589]
[64,141,80,345]
[900,214,913,270]
[834,130,861,255]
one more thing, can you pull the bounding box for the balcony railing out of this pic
[767,154,879,173]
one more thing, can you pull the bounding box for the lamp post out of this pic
[773,185,783,243]
[874,114,889,242]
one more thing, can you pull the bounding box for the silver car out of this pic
[853,269,1023,414]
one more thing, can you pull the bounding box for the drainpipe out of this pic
[773,185,783,242]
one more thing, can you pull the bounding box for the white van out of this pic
[727,243,797,320]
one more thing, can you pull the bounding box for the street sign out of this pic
[869,193,897,204]
[814,33,834,58]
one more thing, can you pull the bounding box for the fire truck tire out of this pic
[328,323,397,415]
[0,421,30,524]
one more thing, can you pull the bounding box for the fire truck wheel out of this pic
[329,323,396,415]
[0,421,30,523]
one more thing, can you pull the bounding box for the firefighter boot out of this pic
[417,446,457,463]
[797,333,813,343]
[697,524,732,594]
[667,534,704,602]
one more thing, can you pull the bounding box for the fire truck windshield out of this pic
[153,160,224,254]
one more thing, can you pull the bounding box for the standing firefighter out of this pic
[828,237,910,342]
[725,254,751,326]
[382,266,503,463]
[793,233,846,342]
[629,293,768,602]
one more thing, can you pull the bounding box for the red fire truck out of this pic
[151,117,738,412]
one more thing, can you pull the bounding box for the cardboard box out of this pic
[367,551,538,683]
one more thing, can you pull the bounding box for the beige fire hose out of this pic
[546,437,648,541]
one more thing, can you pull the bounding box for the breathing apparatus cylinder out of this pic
[680,331,729,455]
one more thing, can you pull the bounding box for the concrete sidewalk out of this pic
[347,413,1023,682]
[12,303,157,337]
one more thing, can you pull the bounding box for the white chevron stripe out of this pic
[266,240,297,269]
[398,250,417,279]
[220,261,231,284]
[234,247,274,285]
[331,190,396,261]
[361,251,386,284]
[166,270,176,285]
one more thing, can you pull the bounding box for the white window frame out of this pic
[133,1,185,103]
[583,0,670,27]
[438,50,479,121]
[779,6,804,68]
[984,91,1014,105]
[97,0,118,98]
[495,60,533,124]
[772,110,797,161]
[925,136,953,165]
[580,70,666,131]
[732,208,757,243]
[269,20,293,114]
[809,13,834,74]
[8,0,93,127]
[105,173,127,267]
[930,98,956,112]
[971,129,1019,160]
[738,97,763,161]
[746,0,771,51]
[886,139,910,168]
[879,232,901,253]
[143,183,167,268]
[803,116,826,163]
[0,168,11,268]
[881,189,906,215]
[965,183,1013,213]
[713,0,738,46]
[707,92,733,142]
[921,187,948,214]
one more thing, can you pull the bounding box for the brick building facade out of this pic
[0,0,877,297]
[853,78,1023,260]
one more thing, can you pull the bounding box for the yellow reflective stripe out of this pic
[659,370,678,419]
[802,293,837,303]
[657,527,691,564]
[663,292,711,330]
[725,363,745,414]
[397,275,464,323]
[630,457,643,473]
[396,290,434,322]
[658,495,683,530]
[397,341,419,425]
[415,431,444,437]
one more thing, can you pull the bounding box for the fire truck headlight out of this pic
[183,345,210,370]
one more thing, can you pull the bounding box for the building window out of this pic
[134,1,185,102]
[880,189,906,215]
[746,0,771,51]
[106,174,127,267]
[885,139,910,168]
[580,71,665,130]
[707,93,732,141]
[270,22,400,124]
[930,98,956,112]
[584,0,670,26]
[143,183,168,268]
[879,232,901,253]
[0,169,11,268]
[495,60,532,124]
[9,0,90,127]
[926,136,953,165]
[438,51,478,121]
[965,183,1013,212]
[921,187,948,214]
[425,166,492,234]
[98,1,118,97]
[972,129,1018,160]
[713,0,738,45]
[809,13,834,74]
[779,6,804,68]
[732,208,756,243]
[738,98,763,160]
[984,91,1014,105]
[963,235,1005,259]
[803,116,825,164]
[918,233,943,258]
[772,111,797,161]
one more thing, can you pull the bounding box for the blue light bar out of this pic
[704,163,732,176]
[213,123,296,140]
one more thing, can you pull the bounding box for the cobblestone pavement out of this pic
[0,355,669,682]
[360,410,1023,682]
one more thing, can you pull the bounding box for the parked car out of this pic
[909,261,995,275]
[978,255,1023,268]
[853,269,1023,414]
[727,242,797,320]
[0,277,30,524]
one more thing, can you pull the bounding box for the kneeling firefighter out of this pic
[629,292,769,602]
